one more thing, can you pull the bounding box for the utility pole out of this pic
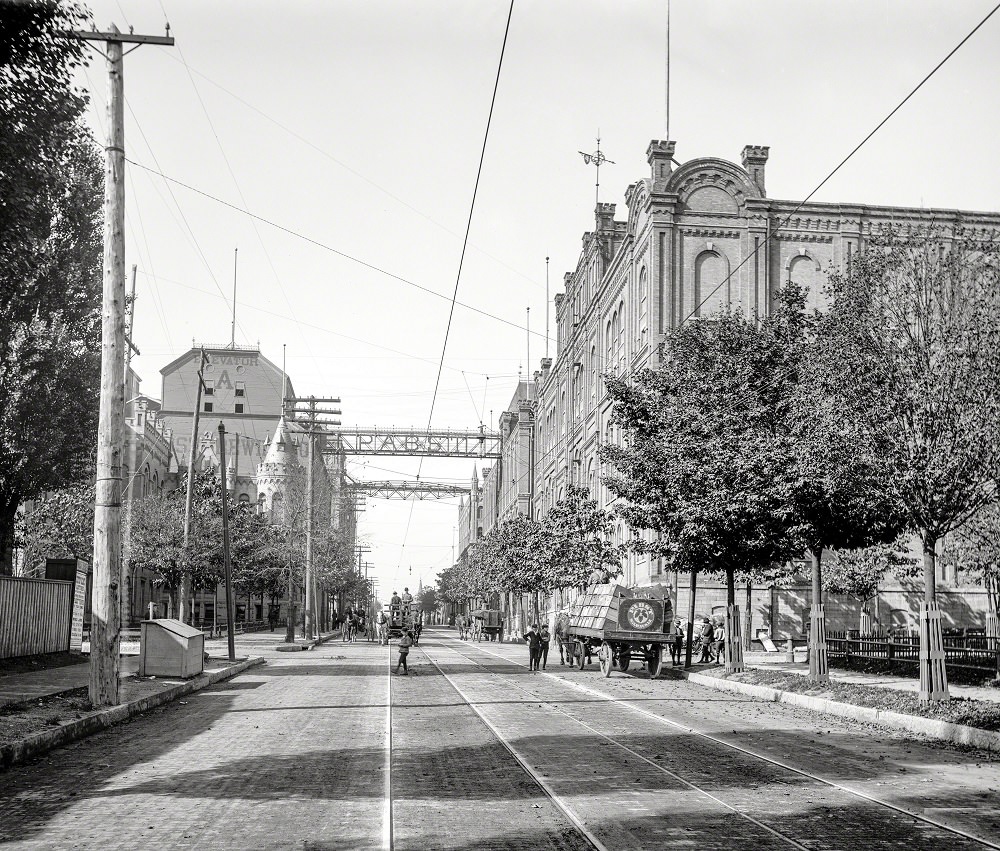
[283,396,341,640]
[180,348,208,623]
[218,423,236,662]
[69,22,174,708]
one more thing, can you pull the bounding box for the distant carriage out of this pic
[382,602,418,645]
[470,608,504,642]
[564,583,674,679]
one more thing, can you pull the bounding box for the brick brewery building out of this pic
[466,139,1000,636]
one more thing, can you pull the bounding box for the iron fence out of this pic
[827,630,1000,673]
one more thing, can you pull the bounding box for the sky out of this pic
[74,0,1000,599]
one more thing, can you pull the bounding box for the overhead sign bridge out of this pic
[346,481,471,501]
[327,426,501,459]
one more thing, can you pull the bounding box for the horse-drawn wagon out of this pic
[470,608,504,642]
[380,602,417,645]
[564,583,673,678]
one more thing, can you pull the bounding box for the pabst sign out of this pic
[617,598,663,632]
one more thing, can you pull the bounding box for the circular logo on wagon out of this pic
[625,600,655,630]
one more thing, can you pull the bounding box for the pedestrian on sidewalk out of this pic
[396,630,413,675]
[523,623,542,671]
[670,619,684,665]
[698,617,714,663]
[713,618,726,665]
[539,623,551,669]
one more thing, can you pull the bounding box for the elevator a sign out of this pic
[334,428,501,458]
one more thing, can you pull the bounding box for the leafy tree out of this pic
[538,485,622,589]
[127,472,224,616]
[940,504,1000,615]
[417,586,438,613]
[603,306,804,670]
[816,227,1000,700]
[477,513,547,628]
[16,480,95,572]
[0,2,102,571]
[823,540,918,632]
[791,281,909,679]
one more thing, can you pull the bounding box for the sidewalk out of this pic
[750,658,1000,703]
[679,655,1000,703]
[0,627,323,710]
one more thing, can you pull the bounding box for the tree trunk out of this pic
[808,548,829,682]
[918,535,949,702]
[725,568,743,673]
[0,490,20,576]
[684,570,697,668]
[744,579,753,651]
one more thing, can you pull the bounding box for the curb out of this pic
[1,656,265,770]
[680,669,1000,753]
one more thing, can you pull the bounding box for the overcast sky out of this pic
[76,0,1000,598]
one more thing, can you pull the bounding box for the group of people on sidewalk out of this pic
[666,616,726,665]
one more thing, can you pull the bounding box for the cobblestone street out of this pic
[1,629,998,850]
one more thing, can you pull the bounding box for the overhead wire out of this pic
[123,157,547,342]
[680,0,1000,325]
[151,44,546,295]
[394,0,515,587]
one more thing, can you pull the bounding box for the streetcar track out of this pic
[384,646,393,851]
[412,639,606,851]
[425,637,809,850]
[435,631,1000,851]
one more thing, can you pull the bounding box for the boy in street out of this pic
[396,630,413,675]
[523,623,542,671]
[539,623,551,670]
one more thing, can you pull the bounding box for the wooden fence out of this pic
[827,630,1000,673]
[0,576,74,659]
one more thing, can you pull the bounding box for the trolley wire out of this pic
[394,1,515,587]
[680,0,1000,326]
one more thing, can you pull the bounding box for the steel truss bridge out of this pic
[346,480,471,501]
[325,426,501,459]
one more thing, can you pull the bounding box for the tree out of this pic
[417,586,438,614]
[477,514,547,629]
[940,505,1000,654]
[603,306,804,671]
[15,480,95,573]
[127,472,224,617]
[792,280,909,680]
[816,226,1000,701]
[538,485,623,590]
[823,540,918,633]
[0,2,103,571]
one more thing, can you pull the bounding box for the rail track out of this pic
[399,629,1000,851]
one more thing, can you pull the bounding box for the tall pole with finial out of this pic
[545,257,550,359]
[579,136,615,234]
[230,246,238,348]
[665,0,671,142]
[526,306,530,380]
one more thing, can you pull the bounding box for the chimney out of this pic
[741,145,769,195]
[647,139,676,181]
[596,202,616,232]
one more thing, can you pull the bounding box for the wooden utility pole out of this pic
[71,23,174,707]
[283,397,341,640]
[218,423,236,662]
[180,348,208,623]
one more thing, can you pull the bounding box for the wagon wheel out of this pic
[572,640,585,669]
[647,644,664,679]
[598,644,613,677]
[615,648,631,673]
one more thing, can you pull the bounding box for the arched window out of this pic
[638,269,648,343]
[590,344,597,403]
[694,249,730,317]
[606,318,614,373]
[238,493,250,504]
[616,300,626,369]
[271,492,284,523]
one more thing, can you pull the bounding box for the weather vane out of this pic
[579,133,614,232]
